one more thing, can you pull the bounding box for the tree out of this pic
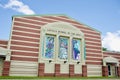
[102,47,107,51]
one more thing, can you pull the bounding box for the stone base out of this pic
[38,63,87,77]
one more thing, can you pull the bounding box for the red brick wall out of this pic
[2,61,11,76]
[69,64,74,77]
[38,63,45,76]
[82,65,87,77]
[55,64,60,77]
[0,40,8,48]
[102,66,108,77]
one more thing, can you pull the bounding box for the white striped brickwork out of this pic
[10,60,38,76]
[8,15,103,76]
[87,65,102,77]
[0,40,8,48]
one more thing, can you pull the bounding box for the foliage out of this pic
[102,47,108,51]
[0,76,119,80]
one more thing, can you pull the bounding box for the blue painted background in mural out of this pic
[72,39,80,60]
[58,37,68,59]
[45,36,54,58]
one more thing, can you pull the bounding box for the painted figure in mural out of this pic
[45,36,54,58]
[59,37,68,59]
[72,39,80,60]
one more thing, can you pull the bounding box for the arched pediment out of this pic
[42,22,84,37]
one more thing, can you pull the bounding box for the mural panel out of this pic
[45,35,55,59]
[72,39,80,60]
[58,37,68,60]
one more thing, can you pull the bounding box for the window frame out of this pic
[71,38,82,62]
[42,34,56,61]
[39,22,85,65]
[58,36,70,61]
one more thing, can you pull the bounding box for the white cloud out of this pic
[102,30,120,51]
[0,0,35,14]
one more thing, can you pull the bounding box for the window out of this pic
[40,22,85,64]
[44,35,55,59]
[72,39,81,60]
[58,37,68,60]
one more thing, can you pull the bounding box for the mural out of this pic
[45,35,55,58]
[58,37,68,59]
[72,39,80,60]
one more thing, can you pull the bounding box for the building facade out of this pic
[0,15,120,77]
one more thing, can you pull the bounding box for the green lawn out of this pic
[0,76,120,80]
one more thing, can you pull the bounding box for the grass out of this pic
[0,76,120,80]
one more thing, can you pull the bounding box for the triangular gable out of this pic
[12,14,101,33]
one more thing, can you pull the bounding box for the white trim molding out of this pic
[103,56,119,66]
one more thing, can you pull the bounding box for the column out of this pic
[38,63,45,77]
[55,64,60,77]
[69,64,74,77]
[117,66,120,77]
[2,61,11,76]
[102,66,108,77]
[82,65,87,77]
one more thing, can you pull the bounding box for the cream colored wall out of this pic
[0,58,4,76]
[111,65,116,76]
[107,65,116,76]
[45,63,54,73]
[9,61,38,76]
[60,63,69,73]
[74,64,82,74]
[39,22,85,74]
[87,65,102,77]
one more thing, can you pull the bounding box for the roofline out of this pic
[12,14,67,17]
[12,14,101,33]
[64,15,101,33]
[0,39,8,41]
[103,51,120,54]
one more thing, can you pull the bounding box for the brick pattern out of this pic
[69,64,74,77]
[82,65,87,77]
[117,67,120,77]
[44,73,54,77]
[54,64,60,77]
[0,40,8,48]
[74,74,82,77]
[102,66,108,77]
[8,15,103,76]
[60,74,69,77]
[38,63,44,76]
[2,61,10,76]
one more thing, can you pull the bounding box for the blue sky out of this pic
[0,0,120,51]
